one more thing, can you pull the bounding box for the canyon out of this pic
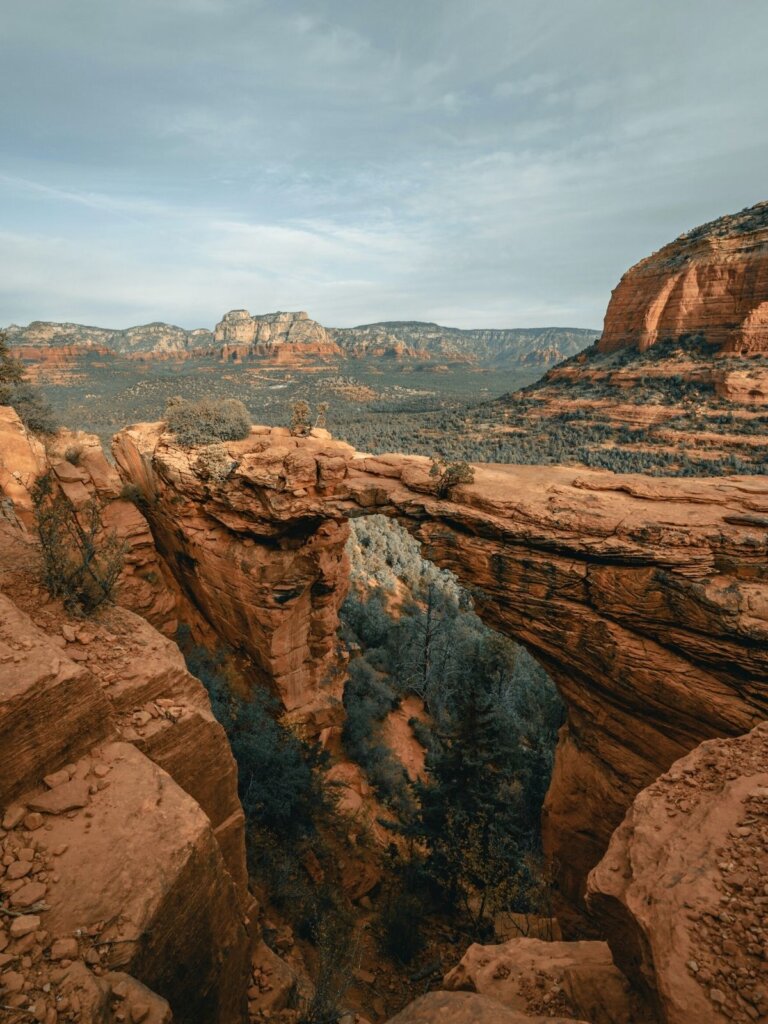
[1,199,768,1024]
[110,423,768,924]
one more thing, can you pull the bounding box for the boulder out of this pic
[587,721,768,1024]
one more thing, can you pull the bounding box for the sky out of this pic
[1,1,766,332]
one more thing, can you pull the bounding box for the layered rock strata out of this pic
[599,201,768,355]
[113,423,768,919]
[0,527,253,1021]
[212,309,341,362]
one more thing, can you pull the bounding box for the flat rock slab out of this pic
[385,991,589,1024]
[28,778,91,814]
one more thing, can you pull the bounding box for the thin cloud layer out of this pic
[1,0,766,329]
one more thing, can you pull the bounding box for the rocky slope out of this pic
[0,409,256,1022]
[599,201,768,355]
[5,313,595,369]
[587,721,768,1024]
[112,423,768,927]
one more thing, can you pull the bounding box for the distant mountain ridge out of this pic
[329,320,597,366]
[5,309,598,369]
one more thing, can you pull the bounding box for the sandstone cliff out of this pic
[213,310,341,363]
[599,201,768,355]
[587,721,768,1024]
[5,314,595,369]
[0,408,255,1021]
[112,423,768,925]
[0,544,253,1022]
[4,320,213,357]
[329,322,596,367]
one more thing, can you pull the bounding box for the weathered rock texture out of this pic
[443,936,653,1023]
[587,721,768,1024]
[113,423,768,920]
[213,309,341,362]
[6,313,595,369]
[386,991,588,1024]
[0,406,186,635]
[0,521,254,1022]
[599,201,768,355]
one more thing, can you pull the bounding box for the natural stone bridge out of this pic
[114,424,768,915]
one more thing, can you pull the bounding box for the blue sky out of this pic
[1,0,766,330]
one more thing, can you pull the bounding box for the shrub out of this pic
[314,402,329,429]
[0,329,24,392]
[300,894,359,1024]
[290,399,311,436]
[194,443,235,482]
[33,472,126,614]
[178,633,327,842]
[378,885,426,964]
[64,444,83,465]
[429,458,475,497]
[119,482,143,504]
[164,396,251,447]
[8,384,59,435]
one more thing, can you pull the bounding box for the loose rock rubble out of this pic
[442,937,653,1023]
[588,721,768,1024]
[0,763,170,1023]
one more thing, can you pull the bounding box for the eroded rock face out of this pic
[213,309,341,362]
[113,424,768,920]
[587,722,768,1024]
[0,527,253,1022]
[0,406,186,635]
[599,201,768,355]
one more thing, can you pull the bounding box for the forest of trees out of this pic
[341,517,564,953]
[178,515,564,978]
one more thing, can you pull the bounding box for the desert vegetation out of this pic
[341,517,563,956]
[33,470,125,614]
[177,631,362,1023]
[0,328,58,434]
[164,395,251,446]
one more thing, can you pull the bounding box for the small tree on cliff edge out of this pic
[314,401,328,429]
[0,330,25,394]
[429,457,475,498]
[290,399,312,436]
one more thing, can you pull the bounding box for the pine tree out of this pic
[413,641,529,930]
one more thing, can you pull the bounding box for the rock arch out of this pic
[114,424,768,917]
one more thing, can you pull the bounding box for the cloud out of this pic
[0,0,766,331]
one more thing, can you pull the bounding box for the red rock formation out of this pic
[113,424,768,923]
[599,201,768,354]
[587,721,768,1024]
[386,991,589,1024]
[443,936,653,1023]
[0,407,188,635]
[0,521,254,1022]
[214,309,341,362]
